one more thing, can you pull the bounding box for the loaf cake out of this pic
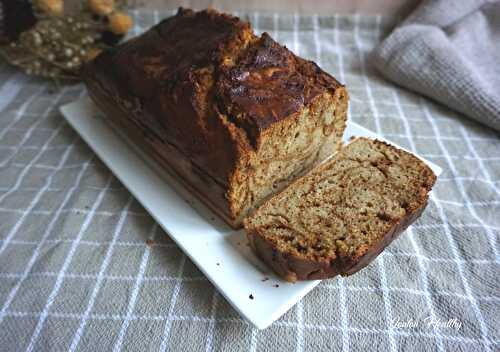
[244,138,436,282]
[83,8,348,228]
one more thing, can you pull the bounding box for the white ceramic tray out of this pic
[60,97,442,329]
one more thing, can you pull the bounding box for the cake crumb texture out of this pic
[245,137,436,281]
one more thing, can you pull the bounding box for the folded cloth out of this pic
[372,0,500,133]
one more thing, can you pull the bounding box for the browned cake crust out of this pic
[83,8,348,228]
[244,138,436,282]
[217,32,344,148]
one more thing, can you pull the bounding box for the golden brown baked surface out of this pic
[217,32,344,147]
[83,7,348,228]
[244,138,436,282]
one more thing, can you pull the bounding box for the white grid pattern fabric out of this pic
[0,9,499,352]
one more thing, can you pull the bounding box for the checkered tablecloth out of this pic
[0,9,499,352]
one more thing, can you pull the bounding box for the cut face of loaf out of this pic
[244,138,437,282]
[83,8,348,228]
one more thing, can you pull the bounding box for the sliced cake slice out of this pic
[244,137,436,282]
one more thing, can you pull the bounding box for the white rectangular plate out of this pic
[61,97,442,329]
